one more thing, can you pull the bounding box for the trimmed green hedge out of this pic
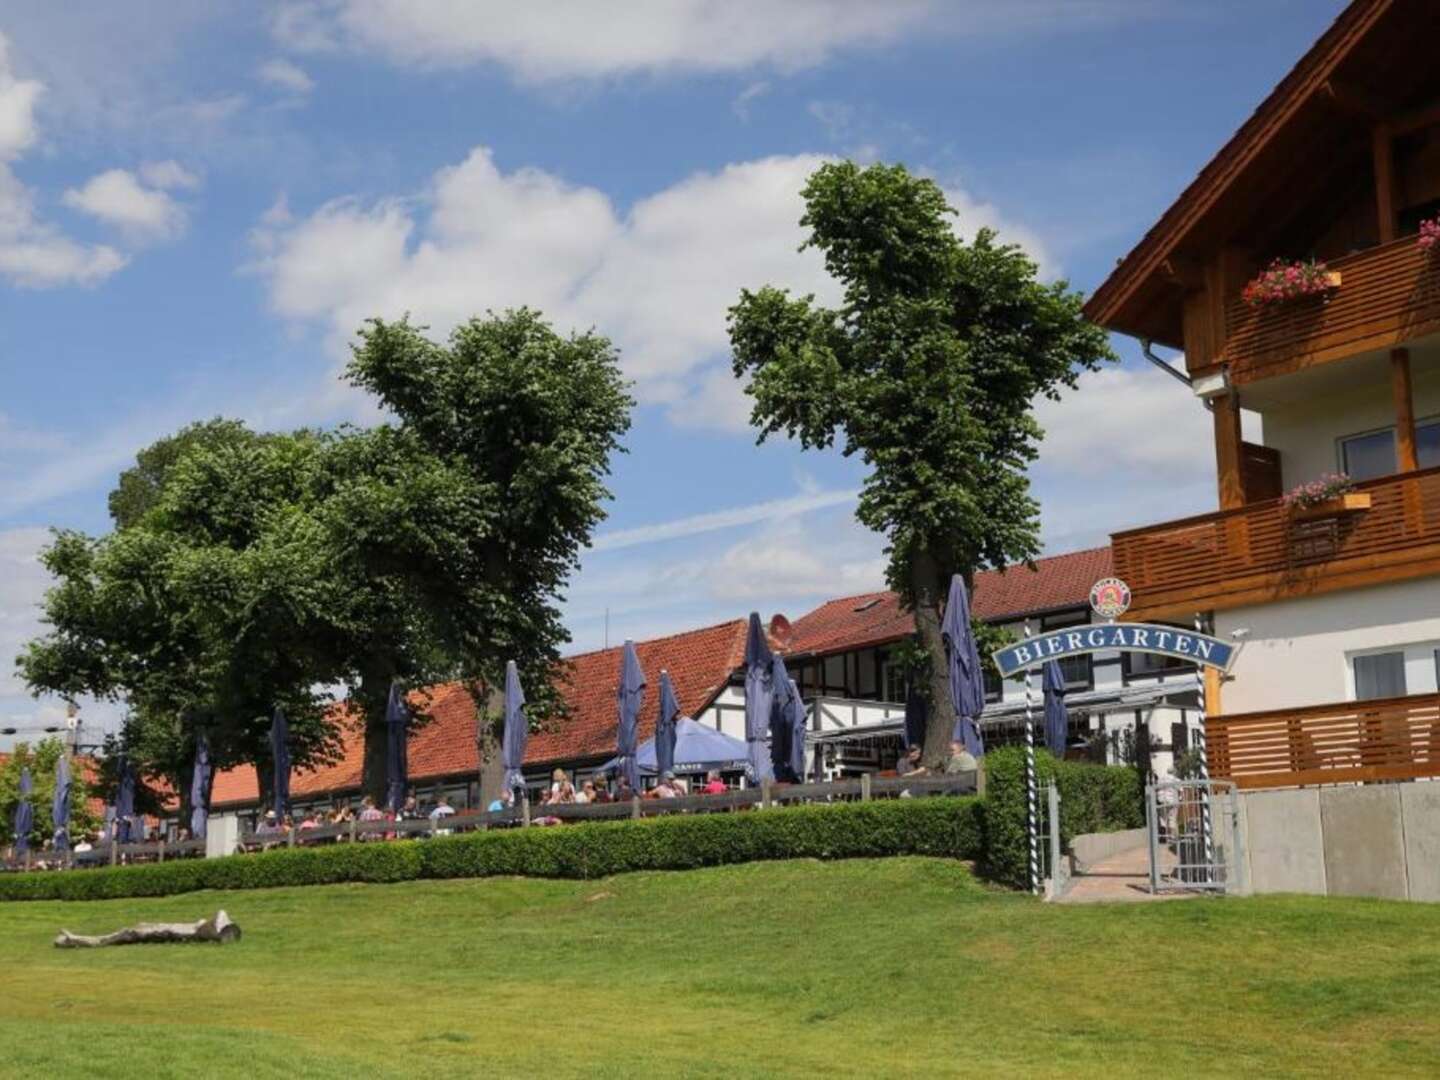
[980,746,1144,887]
[0,797,984,902]
[0,755,1141,901]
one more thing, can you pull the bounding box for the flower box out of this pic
[1288,492,1371,521]
[1242,258,1340,308]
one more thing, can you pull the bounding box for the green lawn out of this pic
[2,858,1438,1078]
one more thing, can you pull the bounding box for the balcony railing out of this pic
[1208,693,1440,790]
[1218,235,1440,384]
[1111,465,1440,618]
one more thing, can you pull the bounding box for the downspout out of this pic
[1140,338,1212,411]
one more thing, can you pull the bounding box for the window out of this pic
[1340,428,1396,481]
[882,660,906,705]
[1354,651,1406,700]
[983,666,1002,703]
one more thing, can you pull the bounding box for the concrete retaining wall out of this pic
[1069,827,1147,873]
[1237,780,1440,902]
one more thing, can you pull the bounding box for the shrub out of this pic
[980,747,1143,887]
[0,797,983,903]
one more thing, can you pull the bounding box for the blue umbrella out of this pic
[114,756,136,845]
[903,684,928,750]
[655,670,680,779]
[270,707,291,820]
[190,732,213,840]
[616,640,646,791]
[385,682,408,814]
[501,660,528,796]
[600,717,750,776]
[942,575,986,757]
[768,655,796,781]
[1042,659,1070,758]
[785,678,808,782]
[52,754,71,854]
[743,612,775,785]
[13,768,34,858]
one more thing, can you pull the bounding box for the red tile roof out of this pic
[783,546,1112,657]
[211,618,749,807]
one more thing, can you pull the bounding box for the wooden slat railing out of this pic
[1218,235,1440,384]
[1111,465,1440,618]
[1207,693,1440,789]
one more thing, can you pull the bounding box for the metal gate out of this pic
[1145,778,1246,894]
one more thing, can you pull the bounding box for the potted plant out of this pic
[1282,473,1370,521]
[1419,217,1440,253]
[1241,258,1341,308]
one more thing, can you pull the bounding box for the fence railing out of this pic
[1111,465,1440,619]
[10,773,978,871]
[1207,693,1440,789]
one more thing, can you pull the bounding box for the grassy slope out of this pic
[2,859,1439,1078]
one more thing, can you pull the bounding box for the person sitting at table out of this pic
[896,746,926,777]
[255,810,285,850]
[701,770,727,795]
[487,787,514,814]
[944,740,977,776]
[545,768,576,805]
[615,777,637,802]
[357,795,385,840]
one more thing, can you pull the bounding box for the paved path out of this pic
[1056,844,1198,904]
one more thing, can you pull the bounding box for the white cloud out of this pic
[270,1,1167,83]
[252,146,1050,409]
[257,56,316,94]
[63,168,189,242]
[270,0,935,80]
[591,488,857,552]
[0,32,132,287]
[139,159,201,191]
[732,80,769,121]
[0,527,52,700]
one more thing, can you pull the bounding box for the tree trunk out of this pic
[358,663,392,805]
[475,681,506,810]
[911,547,959,769]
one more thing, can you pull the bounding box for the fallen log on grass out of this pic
[54,910,240,949]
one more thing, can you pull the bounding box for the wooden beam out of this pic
[1373,122,1396,243]
[1392,347,1418,471]
[1388,97,1440,139]
[1213,389,1244,511]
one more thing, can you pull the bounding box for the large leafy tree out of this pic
[18,426,345,818]
[729,162,1113,764]
[345,309,632,800]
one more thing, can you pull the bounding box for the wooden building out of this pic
[1086,0,1440,789]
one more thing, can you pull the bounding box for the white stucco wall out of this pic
[1261,350,1440,487]
[1214,576,1440,713]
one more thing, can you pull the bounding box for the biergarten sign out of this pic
[991,577,1237,677]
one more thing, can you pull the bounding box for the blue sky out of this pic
[0,0,1344,741]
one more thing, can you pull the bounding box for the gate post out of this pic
[1047,782,1062,895]
[1145,783,1160,895]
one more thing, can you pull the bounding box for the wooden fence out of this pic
[23,773,977,871]
[1207,694,1440,789]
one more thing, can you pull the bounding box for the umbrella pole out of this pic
[1192,613,1215,880]
[1023,626,1040,896]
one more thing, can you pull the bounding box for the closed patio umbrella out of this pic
[616,640,646,792]
[190,732,213,840]
[270,707,292,820]
[1042,659,1070,758]
[743,612,775,785]
[655,670,680,779]
[768,655,797,781]
[501,661,528,796]
[114,756,136,845]
[942,575,986,757]
[52,754,71,854]
[13,768,34,858]
[385,682,408,814]
[785,678,808,782]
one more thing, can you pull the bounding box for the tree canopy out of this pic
[19,308,632,809]
[729,161,1113,763]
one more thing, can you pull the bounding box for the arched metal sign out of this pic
[992,621,1236,678]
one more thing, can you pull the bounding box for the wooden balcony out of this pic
[1111,465,1440,620]
[1208,693,1440,790]
[1217,235,1440,384]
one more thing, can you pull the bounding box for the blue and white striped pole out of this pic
[1193,612,1215,875]
[1023,624,1040,896]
